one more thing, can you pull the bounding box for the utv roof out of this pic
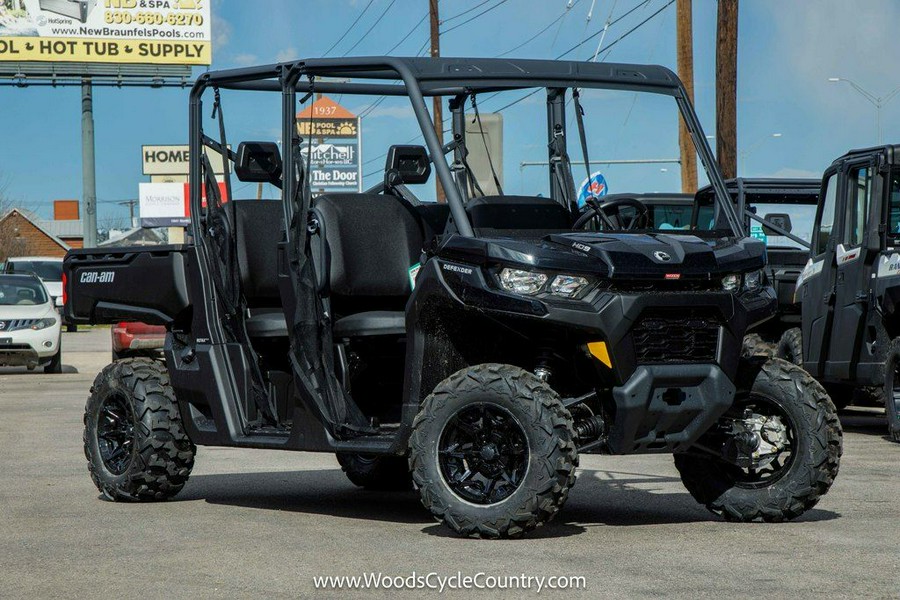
[831,144,900,165]
[697,178,821,199]
[196,56,685,97]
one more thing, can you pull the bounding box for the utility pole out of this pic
[117,199,138,228]
[429,0,446,202]
[676,0,697,193]
[715,0,738,179]
[81,78,98,247]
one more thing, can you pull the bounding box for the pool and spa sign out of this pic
[0,0,211,65]
[297,96,362,193]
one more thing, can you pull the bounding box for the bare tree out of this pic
[0,177,35,261]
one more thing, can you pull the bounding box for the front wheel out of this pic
[84,358,195,501]
[675,358,842,522]
[409,364,578,539]
[44,346,61,374]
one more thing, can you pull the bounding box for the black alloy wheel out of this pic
[437,403,529,505]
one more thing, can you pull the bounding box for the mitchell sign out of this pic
[296,96,362,193]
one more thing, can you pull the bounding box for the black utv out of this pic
[64,57,841,538]
[784,145,900,440]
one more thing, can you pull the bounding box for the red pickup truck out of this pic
[111,321,165,361]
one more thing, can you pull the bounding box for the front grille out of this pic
[0,319,38,332]
[632,310,720,363]
[609,279,723,292]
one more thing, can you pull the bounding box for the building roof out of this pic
[40,219,84,239]
[0,209,71,251]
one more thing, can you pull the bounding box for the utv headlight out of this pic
[743,269,763,291]
[499,268,548,295]
[722,274,740,292]
[31,318,57,330]
[549,274,590,298]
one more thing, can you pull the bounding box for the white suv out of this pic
[2,256,75,332]
[0,274,62,373]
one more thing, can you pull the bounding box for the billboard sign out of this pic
[142,145,225,176]
[297,96,362,193]
[0,0,211,65]
[139,180,227,227]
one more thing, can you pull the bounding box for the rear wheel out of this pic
[776,327,803,366]
[881,339,900,443]
[336,453,412,490]
[409,364,577,539]
[742,333,775,358]
[84,358,195,501]
[675,358,842,522]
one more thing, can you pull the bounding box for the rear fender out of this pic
[63,245,192,325]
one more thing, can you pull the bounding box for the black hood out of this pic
[545,232,767,278]
[437,231,767,279]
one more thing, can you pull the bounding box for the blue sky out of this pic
[2,0,899,227]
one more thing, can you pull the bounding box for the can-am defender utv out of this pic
[64,57,841,538]
[784,145,900,439]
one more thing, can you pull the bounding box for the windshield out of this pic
[337,85,724,233]
[0,276,48,305]
[748,202,816,249]
[8,260,63,282]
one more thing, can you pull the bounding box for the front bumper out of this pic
[0,327,61,367]
[608,364,735,454]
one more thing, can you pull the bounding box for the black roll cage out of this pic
[188,56,742,246]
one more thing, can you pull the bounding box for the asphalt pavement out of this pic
[0,328,897,599]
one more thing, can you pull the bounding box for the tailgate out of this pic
[63,245,192,325]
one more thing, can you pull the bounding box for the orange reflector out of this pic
[587,342,612,368]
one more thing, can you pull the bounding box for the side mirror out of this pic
[234,141,282,184]
[384,145,431,185]
[762,213,792,235]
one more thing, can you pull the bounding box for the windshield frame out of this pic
[190,57,742,244]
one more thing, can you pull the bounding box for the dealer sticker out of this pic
[408,263,421,290]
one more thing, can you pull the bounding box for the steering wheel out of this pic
[574,197,651,231]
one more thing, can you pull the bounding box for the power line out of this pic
[496,0,582,58]
[323,0,376,56]
[361,0,671,178]
[386,12,429,54]
[442,0,496,23]
[576,0,673,60]
[486,1,674,115]
[442,0,509,35]
[342,0,400,56]
[555,0,653,59]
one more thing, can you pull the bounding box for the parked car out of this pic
[2,256,76,332]
[111,321,165,361]
[0,273,62,373]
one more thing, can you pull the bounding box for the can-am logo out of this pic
[80,271,115,284]
[653,251,672,262]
